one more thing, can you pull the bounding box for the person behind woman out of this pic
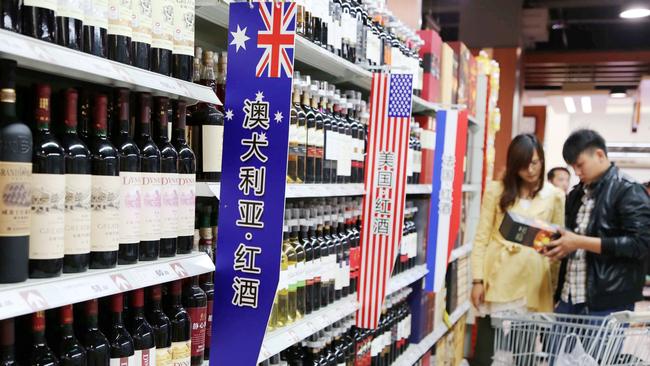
[470,134,565,366]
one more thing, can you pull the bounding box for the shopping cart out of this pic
[490,311,650,366]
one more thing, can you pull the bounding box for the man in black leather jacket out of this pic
[543,129,650,315]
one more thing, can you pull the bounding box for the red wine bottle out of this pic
[135,93,161,261]
[77,90,91,143]
[29,311,58,366]
[150,0,173,75]
[22,1,57,43]
[29,84,65,279]
[171,0,194,81]
[130,0,152,70]
[80,300,110,366]
[145,286,171,366]
[128,289,155,366]
[105,294,135,366]
[0,319,16,366]
[107,0,131,64]
[164,281,190,366]
[198,274,214,361]
[56,305,87,366]
[59,89,92,273]
[113,89,142,265]
[154,97,178,257]
[0,59,32,284]
[88,94,120,269]
[182,277,206,366]
[0,1,20,32]
[83,0,108,58]
[171,101,195,254]
[56,0,83,50]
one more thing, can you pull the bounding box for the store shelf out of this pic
[386,265,429,296]
[196,182,364,199]
[406,184,433,195]
[0,252,215,320]
[449,243,473,263]
[258,296,358,363]
[462,183,482,193]
[393,301,471,366]
[0,29,220,105]
[412,96,439,115]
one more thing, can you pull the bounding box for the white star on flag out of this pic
[255,91,264,101]
[274,111,283,123]
[230,25,250,52]
[225,109,234,121]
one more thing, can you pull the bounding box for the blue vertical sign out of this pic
[211,2,296,365]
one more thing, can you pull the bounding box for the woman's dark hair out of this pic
[499,134,545,212]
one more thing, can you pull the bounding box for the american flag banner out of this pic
[357,73,413,329]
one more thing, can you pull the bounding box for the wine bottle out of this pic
[22,1,57,43]
[0,319,16,366]
[59,89,92,273]
[154,97,178,257]
[30,84,66,279]
[107,0,131,64]
[198,274,213,361]
[0,59,32,284]
[171,0,195,81]
[135,93,161,261]
[56,0,83,50]
[80,300,110,366]
[215,52,226,112]
[55,305,87,366]
[113,89,141,265]
[150,0,173,76]
[83,0,108,58]
[105,294,135,366]
[29,311,59,366]
[145,286,171,366]
[1,1,20,32]
[130,0,152,70]
[171,101,195,255]
[165,281,191,366]
[88,94,120,269]
[128,289,156,366]
[182,277,206,366]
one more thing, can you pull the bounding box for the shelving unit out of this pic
[406,184,433,195]
[0,252,215,320]
[448,243,473,263]
[386,265,429,297]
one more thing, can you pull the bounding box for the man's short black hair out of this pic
[547,167,570,182]
[562,129,607,164]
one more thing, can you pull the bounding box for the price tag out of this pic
[60,275,115,299]
[0,291,29,318]
[0,36,31,57]
[27,42,57,64]
[305,320,317,333]
[287,329,300,343]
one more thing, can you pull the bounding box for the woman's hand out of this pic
[471,283,485,309]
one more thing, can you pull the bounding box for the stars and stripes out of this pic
[256,2,296,78]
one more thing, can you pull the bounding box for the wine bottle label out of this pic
[134,348,156,366]
[205,299,213,352]
[201,125,223,173]
[131,0,153,44]
[140,172,161,241]
[160,173,179,239]
[172,0,195,57]
[187,306,207,358]
[90,175,121,252]
[29,173,65,260]
[85,0,109,28]
[155,347,172,366]
[0,162,32,237]
[108,0,133,38]
[64,174,91,254]
[58,0,84,20]
[277,269,288,291]
[170,341,190,366]
[152,0,174,51]
[119,171,142,244]
[177,174,195,237]
[110,355,135,366]
[24,0,57,11]
[296,125,307,145]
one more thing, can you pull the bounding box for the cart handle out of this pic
[608,311,650,323]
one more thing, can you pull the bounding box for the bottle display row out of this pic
[0,276,214,366]
[0,0,196,80]
[0,59,197,283]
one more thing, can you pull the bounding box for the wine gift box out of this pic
[499,211,561,251]
[417,30,443,103]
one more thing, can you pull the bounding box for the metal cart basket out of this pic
[490,311,650,366]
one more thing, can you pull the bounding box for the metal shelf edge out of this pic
[386,265,429,296]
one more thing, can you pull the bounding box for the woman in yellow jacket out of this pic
[470,134,565,366]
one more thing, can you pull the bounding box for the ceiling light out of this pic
[580,96,592,113]
[620,7,650,18]
[563,96,577,113]
[610,92,627,98]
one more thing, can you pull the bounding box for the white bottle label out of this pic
[177,173,195,237]
[24,0,57,11]
[64,174,91,255]
[202,125,223,173]
[160,173,179,239]
[119,171,142,244]
[172,0,194,56]
[85,0,109,28]
[131,0,153,44]
[30,173,65,260]
[155,347,172,366]
[108,0,132,37]
[110,355,135,366]
[152,0,174,51]
[140,172,162,241]
[170,341,191,366]
[134,348,155,366]
[0,162,32,237]
[58,0,84,20]
[91,175,121,252]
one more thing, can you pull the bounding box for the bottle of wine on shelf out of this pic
[164,281,191,366]
[22,1,57,43]
[88,94,120,269]
[56,0,83,50]
[198,274,213,361]
[107,0,132,64]
[128,289,155,366]
[0,319,16,366]
[30,84,65,279]
[0,59,32,284]
[215,52,227,112]
[145,286,171,366]
[55,305,87,366]
[135,93,161,261]
[182,277,206,366]
[105,294,135,366]
[150,0,174,76]
[171,100,196,255]
[83,0,108,58]
[79,299,110,366]
[171,0,195,81]
[59,89,92,274]
[130,0,152,70]
[154,97,179,258]
[113,89,142,265]
[29,311,58,366]
[0,1,20,33]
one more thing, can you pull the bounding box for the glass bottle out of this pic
[171,100,196,254]
[290,208,306,320]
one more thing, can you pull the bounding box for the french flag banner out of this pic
[424,109,469,292]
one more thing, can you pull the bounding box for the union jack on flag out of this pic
[256,2,296,78]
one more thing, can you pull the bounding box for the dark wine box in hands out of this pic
[499,211,561,251]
